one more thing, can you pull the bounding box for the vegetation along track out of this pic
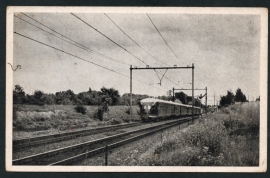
[13,117,198,165]
[13,122,141,150]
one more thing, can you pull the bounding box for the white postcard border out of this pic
[6,6,268,172]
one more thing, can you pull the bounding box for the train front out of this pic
[140,98,158,121]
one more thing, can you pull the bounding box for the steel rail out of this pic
[49,118,191,165]
[13,122,141,150]
[13,117,195,165]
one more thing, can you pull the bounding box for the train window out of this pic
[148,105,151,109]
[144,106,147,109]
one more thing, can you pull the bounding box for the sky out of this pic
[13,12,261,105]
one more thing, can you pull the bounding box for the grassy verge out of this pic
[138,102,259,166]
[87,102,259,166]
[13,104,140,134]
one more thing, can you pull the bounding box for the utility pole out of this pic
[130,65,132,121]
[206,87,207,115]
[192,63,194,121]
[172,87,175,102]
[214,95,215,112]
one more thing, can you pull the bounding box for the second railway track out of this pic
[13,117,198,165]
[13,122,141,150]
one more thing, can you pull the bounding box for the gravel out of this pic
[75,120,197,166]
[13,121,176,159]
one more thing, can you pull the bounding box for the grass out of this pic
[13,104,140,133]
[135,101,260,166]
[75,102,259,166]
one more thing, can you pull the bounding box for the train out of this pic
[139,98,201,121]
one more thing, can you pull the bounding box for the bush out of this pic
[223,119,245,130]
[95,107,105,121]
[222,108,230,114]
[125,108,131,114]
[110,118,122,125]
[13,105,21,120]
[74,105,86,115]
[123,117,131,123]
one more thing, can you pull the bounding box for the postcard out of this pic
[6,6,268,172]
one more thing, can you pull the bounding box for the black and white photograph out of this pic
[6,7,267,172]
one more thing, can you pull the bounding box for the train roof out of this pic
[140,98,201,109]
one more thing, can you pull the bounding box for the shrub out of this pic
[223,119,245,130]
[123,117,131,123]
[95,107,105,121]
[13,105,21,120]
[74,105,86,115]
[110,118,122,125]
[125,108,131,114]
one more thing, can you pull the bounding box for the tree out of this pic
[227,90,235,104]
[175,92,187,104]
[44,93,56,105]
[220,90,235,106]
[235,88,247,102]
[75,105,86,114]
[33,90,45,105]
[55,90,78,105]
[13,85,26,104]
[100,87,120,105]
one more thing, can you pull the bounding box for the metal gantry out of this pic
[130,64,195,121]
[172,87,208,115]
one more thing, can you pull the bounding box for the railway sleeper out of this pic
[49,120,190,165]
[14,119,186,165]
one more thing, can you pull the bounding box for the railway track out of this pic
[13,117,197,165]
[13,122,141,150]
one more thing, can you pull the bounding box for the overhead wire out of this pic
[71,13,148,66]
[19,13,170,91]
[18,14,129,66]
[14,31,167,92]
[146,13,180,61]
[19,13,177,91]
[22,13,88,51]
[14,32,129,77]
[71,13,179,86]
[104,13,168,66]
[71,13,178,85]
[104,13,173,84]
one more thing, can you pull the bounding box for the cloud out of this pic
[13,12,261,100]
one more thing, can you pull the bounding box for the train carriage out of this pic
[140,98,201,121]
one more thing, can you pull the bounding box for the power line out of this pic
[14,31,167,92]
[71,13,148,66]
[71,13,178,86]
[14,31,129,77]
[103,14,178,86]
[22,13,88,51]
[19,13,171,91]
[146,14,180,60]
[21,13,177,88]
[18,14,129,66]
[104,13,168,66]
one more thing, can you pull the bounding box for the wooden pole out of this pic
[206,87,208,115]
[130,65,132,122]
[192,63,194,121]
[173,87,175,102]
